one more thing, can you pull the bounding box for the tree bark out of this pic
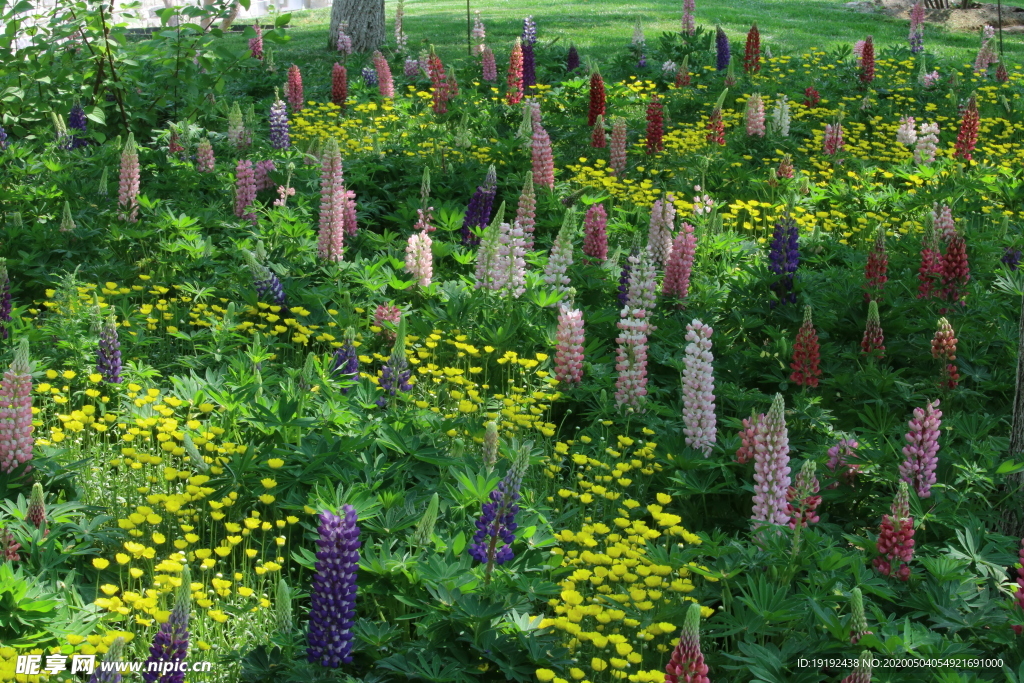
[219,1,242,31]
[1001,294,1024,537]
[328,0,384,53]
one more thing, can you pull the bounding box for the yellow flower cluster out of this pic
[0,632,133,682]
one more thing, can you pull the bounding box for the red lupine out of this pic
[588,70,606,127]
[931,317,959,389]
[790,305,821,388]
[663,222,697,300]
[665,602,710,683]
[287,64,304,112]
[735,411,762,465]
[705,108,724,146]
[332,63,348,108]
[645,95,664,155]
[803,86,820,108]
[591,114,607,149]
[997,62,1009,83]
[507,39,524,105]
[861,299,884,359]
[786,460,821,529]
[582,203,608,262]
[863,226,888,302]
[874,481,915,581]
[675,64,691,87]
[917,222,943,299]
[941,232,970,307]
[743,24,760,74]
[954,96,979,161]
[859,36,875,84]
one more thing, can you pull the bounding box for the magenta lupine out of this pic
[786,460,821,529]
[663,222,696,300]
[735,412,762,465]
[682,320,716,457]
[532,121,555,191]
[254,159,277,192]
[543,208,578,293]
[234,159,257,223]
[287,65,304,111]
[647,195,676,266]
[899,399,941,499]
[896,116,917,146]
[915,121,939,164]
[751,393,792,530]
[665,602,709,683]
[118,133,140,223]
[554,304,585,386]
[249,22,263,59]
[0,338,33,475]
[874,481,915,581]
[482,47,497,81]
[681,0,696,36]
[405,230,433,287]
[823,122,844,155]
[745,93,766,137]
[582,204,608,262]
[373,51,395,98]
[614,249,657,411]
[932,203,956,242]
[827,438,861,488]
[316,138,347,263]
[195,138,215,173]
[610,117,627,176]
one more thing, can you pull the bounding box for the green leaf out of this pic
[997,460,1024,475]
[238,0,251,8]
[85,106,105,126]
[452,531,466,556]
[275,12,290,27]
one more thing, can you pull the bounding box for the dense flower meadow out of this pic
[1,1,1024,682]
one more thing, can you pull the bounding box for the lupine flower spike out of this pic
[1012,539,1024,635]
[567,45,580,72]
[909,2,924,53]
[744,24,760,74]
[682,320,716,457]
[554,304,585,385]
[97,313,122,384]
[88,636,127,683]
[532,120,555,190]
[899,399,941,499]
[663,222,696,301]
[234,160,257,223]
[332,330,359,393]
[516,172,537,250]
[470,448,529,582]
[287,64,304,111]
[0,259,10,340]
[582,203,608,263]
[0,338,33,475]
[915,121,939,164]
[861,300,884,359]
[745,93,766,137]
[591,114,606,149]
[373,51,395,98]
[751,393,792,531]
[610,117,628,176]
[931,317,959,389]
[542,207,577,292]
[482,422,499,472]
[118,133,140,223]
[860,36,875,84]
[317,138,346,262]
[307,506,360,667]
[874,481,915,580]
[954,95,979,162]
[850,588,872,644]
[735,410,761,465]
[269,96,290,149]
[195,139,215,172]
[249,22,263,59]
[507,38,524,105]
[332,63,348,107]
[917,219,943,299]
[715,26,730,71]
[645,94,665,154]
[142,565,190,683]
[863,225,888,302]
[790,305,821,387]
[588,70,606,127]
[647,195,675,266]
[841,652,873,683]
[27,482,45,528]
[941,230,970,307]
[665,602,709,683]
[786,460,821,529]
[482,48,497,81]
[614,249,656,411]
[405,228,433,288]
[768,214,799,307]
[827,438,861,487]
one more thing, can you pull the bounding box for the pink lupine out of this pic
[482,47,497,82]
[974,25,998,75]
[336,21,352,54]
[615,249,656,411]
[531,121,555,191]
[823,122,844,155]
[504,220,527,298]
[681,0,696,37]
[234,159,257,223]
[682,320,716,457]
[826,438,861,488]
[610,117,627,176]
[899,399,941,498]
[745,93,766,137]
[343,189,358,237]
[0,338,33,475]
[932,203,955,241]
[516,172,537,250]
[507,38,524,105]
[471,10,486,55]
[414,207,436,234]
[647,195,676,266]
[624,246,658,312]
[582,204,608,263]
[249,22,263,59]
[896,116,917,146]
[874,481,915,580]
[543,209,577,292]
[840,653,873,683]
[373,51,395,98]
[287,64,304,112]
[735,412,762,465]
[118,133,140,223]
[786,460,821,529]
[751,393,792,530]
[195,138,215,173]
[914,122,940,164]
[663,222,696,300]
[665,602,709,683]
[591,114,607,149]
[316,138,346,262]
[405,230,433,287]
[254,159,277,192]
[554,304,585,386]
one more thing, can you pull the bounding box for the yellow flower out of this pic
[92,558,110,569]
[267,458,285,469]
[536,670,556,682]
[89,373,103,383]
[261,478,277,489]
[656,493,672,505]
[591,658,608,672]
[259,494,276,504]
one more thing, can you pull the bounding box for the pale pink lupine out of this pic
[615,249,657,411]
[317,138,346,262]
[532,121,555,191]
[914,122,940,164]
[554,304,585,385]
[472,11,486,55]
[853,39,866,65]
[682,320,716,457]
[582,204,608,262]
[373,51,395,98]
[974,25,997,74]
[647,195,676,266]
[751,393,792,529]
[896,116,917,146]
[405,230,433,287]
[336,21,352,54]
[0,338,33,474]
[932,203,955,241]
[543,209,577,292]
[234,159,257,222]
[745,93,766,137]
[899,399,942,498]
[414,207,436,233]
[682,0,696,36]
[195,138,215,172]
[516,172,537,250]
[624,246,658,313]
[504,220,527,298]
[482,48,497,82]
[118,133,140,223]
[823,122,844,155]
[610,117,627,176]
[395,0,407,52]
[663,222,696,299]
[343,189,358,236]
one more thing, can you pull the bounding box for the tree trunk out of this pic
[328,0,385,53]
[219,1,242,31]
[1000,294,1024,537]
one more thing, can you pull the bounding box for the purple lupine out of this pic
[254,159,277,192]
[715,26,730,71]
[461,168,497,245]
[898,399,941,498]
[97,313,122,384]
[332,333,359,393]
[234,159,257,222]
[751,393,792,530]
[362,66,378,87]
[246,253,289,312]
[522,15,537,46]
[469,450,529,579]
[682,320,716,457]
[1003,247,1022,271]
[0,125,8,151]
[307,506,360,667]
[377,320,411,408]
[567,45,580,72]
[617,255,634,306]
[768,214,799,307]
[0,259,10,341]
[89,636,127,683]
[142,567,190,683]
[269,98,290,149]
[522,44,537,88]
[68,103,89,149]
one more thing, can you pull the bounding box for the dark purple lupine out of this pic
[332,332,359,393]
[0,259,10,341]
[768,214,800,307]
[716,26,731,71]
[522,43,537,88]
[460,167,497,246]
[617,250,636,305]
[522,16,537,46]
[68,103,89,150]
[638,52,647,69]
[307,505,360,668]
[97,313,122,384]
[88,636,127,683]
[246,252,289,313]
[142,567,190,683]
[567,45,580,72]
[377,319,411,408]
[269,98,290,150]
[469,449,529,581]
[0,125,8,151]
[1003,247,1022,271]
[362,66,378,87]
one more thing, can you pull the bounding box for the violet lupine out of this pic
[332,333,359,393]
[118,133,140,223]
[823,121,844,155]
[647,195,676,266]
[0,125,7,152]
[532,121,555,191]
[751,393,792,530]
[682,0,696,37]
[195,139,215,173]
[373,51,395,98]
[97,313,122,384]
[317,138,347,263]
[914,121,939,164]
[665,602,709,683]
[0,338,33,475]
[89,637,127,683]
[874,481,915,581]
[68,103,89,150]
[715,26,730,71]
[234,159,257,224]
[405,58,420,78]
[663,222,696,300]
[745,93,766,138]
[582,203,608,263]
[554,304,585,385]
[614,249,656,411]
[246,252,289,312]
[269,98,290,149]
[896,116,917,146]
[768,214,799,307]
[287,65,304,111]
[617,255,633,306]
[1003,247,1022,271]
[522,15,537,46]
[522,43,537,89]
[482,48,497,81]
[0,259,10,340]
[516,172,537,250]
[543,208,578,293]
[827,438,861,488]
[861,300,885,358]
[682,320,716,457]
[786,460,821,529]
[405,230,433,287]
[362,67,378,87]
[909,1,924,53]
[142,566,190,683]
[307,506,360,667]
[250,22,263,59]
[932,203,956,242]
[378,321,412,408]
[254,159,277,192]
[461,172,497,246]
[899,399,941,499]
[610,117,628,177]
[470,449,529,581]
[567,45,580,72]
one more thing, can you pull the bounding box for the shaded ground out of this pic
[845,0,1024,33]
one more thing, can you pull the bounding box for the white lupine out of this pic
[896,116,917,146]
[914,122,940,164]
[769,94,790,137]
[682,320,716,457]
[504,220,527,298]
[404,230,433,287]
